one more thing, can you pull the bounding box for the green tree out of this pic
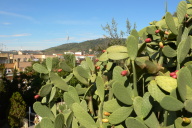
[8,92,26,128]
[101,18,137,47]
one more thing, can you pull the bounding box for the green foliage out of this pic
[8,92,26,128]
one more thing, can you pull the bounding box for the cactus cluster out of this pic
[32,0,192,128]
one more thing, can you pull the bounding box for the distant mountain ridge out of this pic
[42,38,127,55]
[42,38,110,54]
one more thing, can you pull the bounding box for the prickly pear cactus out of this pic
[32,1,192,127]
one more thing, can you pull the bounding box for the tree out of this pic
[8,92,26,128]
[100,18,137,50]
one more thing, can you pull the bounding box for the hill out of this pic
[41,38,110,54]
[42,38,127,55]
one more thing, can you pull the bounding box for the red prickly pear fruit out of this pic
[121,70,128,76]
[96,66,100,70]
[145,38,152,43]
[182,117,191,124]
[95,59,99,62]
[170,72,176,76]
[159,42,164,48]
[102,119,109,123]
[57,69,62,72]
[103,112,111,116]
[155,29,161,33]
[102,50,106,53]
[34,95,40,99]
[172,75,177,79]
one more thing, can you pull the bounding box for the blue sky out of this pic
[0,0,182,51]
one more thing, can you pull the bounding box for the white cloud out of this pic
[0,33,31,37]
[0,11,37,22]
[1,22,11,25]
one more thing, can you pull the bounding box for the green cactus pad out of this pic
[76,66,91,79]
[146,25,156,35]
[106,45,127,53]
[33,63,49,74]
[80,61,91,75]
[177,1,187,23]
[145,60,160,74]
[72,103,98,128]
[155,76,177,92]
[103,99,121,112]
[73,67,89,86]
[46,57,52,72]
[96,76,105,101]
[85,57,95,72]
[66,112,74,128]
[162,46,177,58]
[64,92,75,109]
[59,61,72,72]
[106,61,113,71]
[130,29,139,41]
[165,12,178,35]
[75,84,87,95]
[51,104,57,118]
[177,36,191,64]
[108,107,133,125]
[126,35,138,61]
[80,100,88,111]
[160,95,184,111]
[184,99,192,113]
[35,123,41,128]
[39,83,52,97]
[107,52,128,60]
[144,112,160,128]
[68,86,80,103]
[186,86,192,100]
[133,93,152,119]
[125,117,148,128]
[181,27,189,41]
[148,80,165,102]
[48,87,56,103]
[50,72,68,91]
[64,73,73,83]
[71,117,78,128]
[112,66,127,84]
[33,102,55,121]
[40,117,54,128]
[99,52,108,62]
[112,81,133,105]
[54,113,65,128]
[177,67,192,101]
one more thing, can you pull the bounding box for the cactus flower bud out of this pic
[103,112,111,116]
[164,31,169,35]
[102,119,109,123]
[182,117,191,124]
[159,42,164,48]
